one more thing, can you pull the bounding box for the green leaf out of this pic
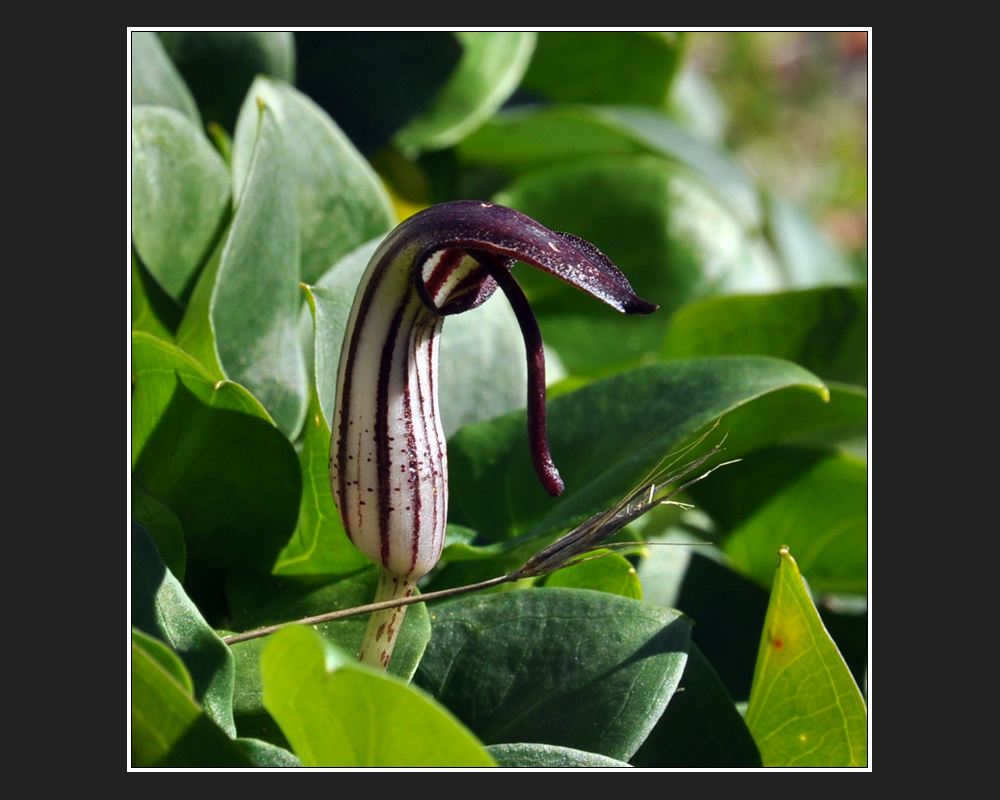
[232,77,395,284]
[158,31,295,133]
[294,31,461,155]
[131,523,236,736]
[459,106,646,171]
[174,228,227,377]
[131,31,201,126]
[132,628,194,697]
[461,105,762,229]
[261,626,496,767]
[447,356,826,545]
[693,447,868,595]
[272,386,370,577]
[522,32,685,107]
[630,643,761,767]
[132,476,186,583]
[487,743,631,768]
[235,738,301,768]
[702,382,867,462]
[394,32,536,155]
[745,549,867,767]
[213,103,308,438]
[131,106,230,302]
[131,636,251,767]
[132,249,183,341]
[495,158,781,376]
[228,568,431,723]
[605,107,764,229]
[663,285,868,386]
[131,332,301,581]
[414,589,691,761]
[543,549,642,599]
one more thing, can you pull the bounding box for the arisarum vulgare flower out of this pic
[331,200,656,669]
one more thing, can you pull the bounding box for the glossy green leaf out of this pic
[131,106,230,301]
[487,743,631,768]
[630,643,761,767]
[703,382,867,462]
[132,250,182,341]
[261,626,496,767]
[663,285,868,386]
[459,105,645,170]
[132,476,186,583]
[394,32,536,155]
[543,549,642,599]
[462,104,761,229]
[522,32,685,107]
[158,31,295,133]
[414,589,691,761]
[131,523,236,736]
[602,106,761,229]
[495,158,781,375]
[693,447,868,595]
[447,356,826,545]
[131,637,251,768]
[132,628,194,697]
[745,549,867,767]
[131,332,301,581]
[213,103,308,438]
[131,31,201,125]
[232,78,394,284]
[228,567,430,724]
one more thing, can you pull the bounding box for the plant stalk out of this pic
[358,567,414,670]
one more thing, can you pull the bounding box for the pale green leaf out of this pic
[131,106,230,301]
[232,77,394,283]
[261,626,496,767]
[395,32,536,155]
[213,103,308,438]
[745,549,867,767]
[131,31,201,125]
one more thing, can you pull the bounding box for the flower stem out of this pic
[358,567,413,670]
